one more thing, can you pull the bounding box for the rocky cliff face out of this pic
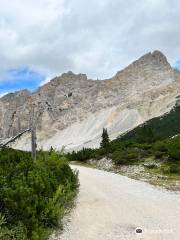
[0,50,180,150]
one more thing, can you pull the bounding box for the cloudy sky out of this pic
[0,0,180,96]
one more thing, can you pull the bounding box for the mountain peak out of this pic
[152,50,164,55]
[151,50,168,61]
[137,50,168,65]
[131,50,171,71]
[60,71,88,82]
[114,50,173,87]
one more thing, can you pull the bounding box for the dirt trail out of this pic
[51,165,180,240]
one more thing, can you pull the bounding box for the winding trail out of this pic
[51,165,180,240]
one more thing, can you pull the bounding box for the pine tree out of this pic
[49,146,54,154]
[100,128,110,148]
[137,125,154,143]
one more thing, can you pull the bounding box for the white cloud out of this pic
[0,92,9,98]
[0,0,179,82]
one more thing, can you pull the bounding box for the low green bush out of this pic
[160,163,180,174]
[153,141,168,152]
[144,164,157,169]
[138,143,152,150]
[154,151,165,159]
[112,150,127,165]
[166,136,180,161]
[0,222,27,240]
[112,149,139,165]
[0,148,78,240]
[67,129,180,171]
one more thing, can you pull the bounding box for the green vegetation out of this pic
[67,103,180,165]
[121,104,180,141]
[67,135,180,167]
[67,105,180,189]
[0,148,78,240]
[100,128,110,149]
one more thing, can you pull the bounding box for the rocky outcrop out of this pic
[0,51,180,150]
[174,70,180,82]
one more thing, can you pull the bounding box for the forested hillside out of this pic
[120,101,180,141]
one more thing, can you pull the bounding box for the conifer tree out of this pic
[100,128,110,148]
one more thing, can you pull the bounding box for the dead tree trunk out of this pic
[29,98,37,160]
[31,124,36,160]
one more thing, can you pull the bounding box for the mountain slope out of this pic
[0,50,180,151]
[121,98,180,141]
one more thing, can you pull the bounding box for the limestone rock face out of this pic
[0,51,180,150]
[174,70,180,82]
[0,90,31,139]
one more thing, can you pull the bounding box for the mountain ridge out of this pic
[0,50,177,99]
[0,50,180,151]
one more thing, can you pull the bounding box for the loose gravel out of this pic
[50,165,180,240]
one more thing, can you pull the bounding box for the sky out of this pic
[0,0,180,96]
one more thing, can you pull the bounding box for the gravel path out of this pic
[51,165,180,240]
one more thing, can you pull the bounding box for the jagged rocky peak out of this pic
[113,50,174,88]
[138,50,168,62]
[151,50,168,61]
[0,89,31,103]
[174,69,180,82]
[124,50,171,71]
[38,71,88,93]
[61,71,87,79]
[57,71,88,84]
[138,50,171,68]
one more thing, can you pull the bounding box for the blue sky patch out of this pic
[174,60,180,70]
[0,67,46,95]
